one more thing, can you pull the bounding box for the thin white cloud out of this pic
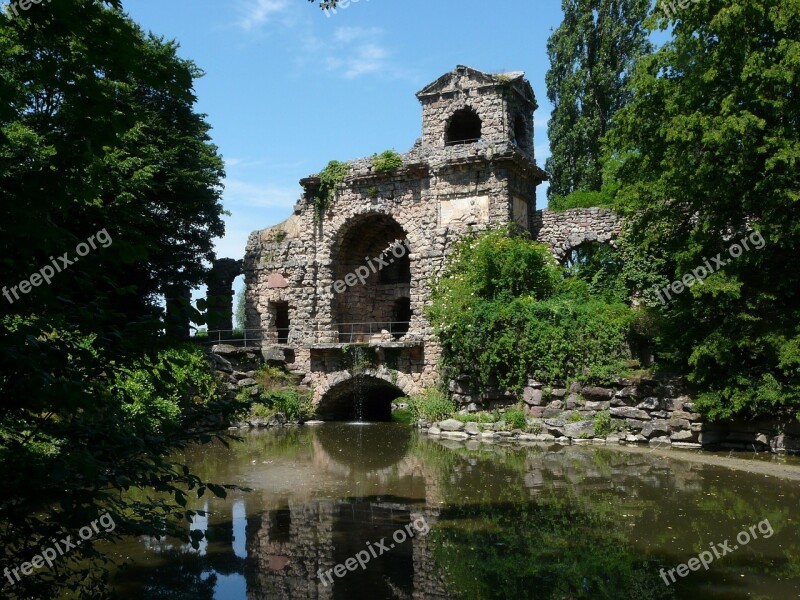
[325,26,389,79]
[237,0,289,31]
[223,179,300,209]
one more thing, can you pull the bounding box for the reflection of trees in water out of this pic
[117,546,217,600]
[429,497,672,600]
[412,438,673,599]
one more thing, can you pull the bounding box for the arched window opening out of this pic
[445,108,482,146]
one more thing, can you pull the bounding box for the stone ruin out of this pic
[242,65,621,419]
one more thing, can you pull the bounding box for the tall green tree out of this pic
[608,0,800,419]
[545,0,651,205]
[0,2,238,597]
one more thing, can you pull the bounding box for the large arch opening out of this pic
[331,214,411,338]
[316,376,406,422]
[445,107,482,145]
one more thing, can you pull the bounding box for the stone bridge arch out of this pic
[532,207,622,262]
[314,369,417,421]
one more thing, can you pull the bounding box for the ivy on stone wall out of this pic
[313,160,350,223]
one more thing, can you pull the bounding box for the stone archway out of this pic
[329,213,411,335]
[315,374,407,421]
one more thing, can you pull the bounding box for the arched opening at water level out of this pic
[316,376,405,422]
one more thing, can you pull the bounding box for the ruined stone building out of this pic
[243,66,620,419]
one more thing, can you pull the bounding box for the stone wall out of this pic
[532,207,622,262]
[431,376,800,454]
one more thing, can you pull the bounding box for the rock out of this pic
[439,418,466,432]
[668,418,691,431]
[465,422,480,436]
[672,410,703,422]
[649,436,671,446]
[564,421,595,439]
[565,394,581,410]
[480,431,496,439]
[523,387,544,406]
[582,386,613,401]
[670,430,697,442]
[526,406,546,418]
[248,387,260,397]
[210,353,233,373]
[625,418,645,430]
[527,379,544,389]
[636,397,661,411]
[268,413,287,427]
[641,420,670,439]
[440,431,469,440]
[551,388,567,398]
[672,442,702,449]
[615,386,640,399]
[428,426,441,436]
[542,407,563,418]
[606,435,621,444]
[261,346,286,363]
[237,378,258,388]
[533,434,556,442]
[548,399,564,409]
[610,406,651,420]
[232,371,250,381]
[585,400,610,411]
[449,379,471,395]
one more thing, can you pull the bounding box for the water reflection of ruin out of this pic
[156,427,719,599]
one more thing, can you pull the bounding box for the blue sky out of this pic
[123,0,567,264]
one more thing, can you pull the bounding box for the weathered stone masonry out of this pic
[243,66,620,417]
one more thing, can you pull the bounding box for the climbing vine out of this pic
[313,160,350,223]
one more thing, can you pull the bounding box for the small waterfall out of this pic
[352,346,365,421]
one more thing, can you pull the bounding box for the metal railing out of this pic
[195,322,414,347]
[326,321,412,344]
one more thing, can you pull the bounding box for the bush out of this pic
[594,410,612,436]
[261,388,314,422]
[372,149,404,172]
[113,344,222,433]
[407,389,456,422]
[502,406,528,430]
[428,226,635,392]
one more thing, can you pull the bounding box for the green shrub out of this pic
[372,149,403,172]
[593,410,612,437]
[454,412,499,424]
[427,226,635,392]
[502,406,528,430]
[567,411,585,423]
[407,389,456,422]
[113,344,222,433]
[391,408,414,425]
[262,388,314,422]
[313,160,350,222]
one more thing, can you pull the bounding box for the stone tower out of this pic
[244,65,549,418]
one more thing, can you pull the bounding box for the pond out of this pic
[108,424,800,599]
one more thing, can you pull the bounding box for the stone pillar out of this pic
[206,258,243,333]
[164,283,192,340]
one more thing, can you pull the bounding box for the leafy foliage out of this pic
[549,189,615,211]
[372,149,404,172]
[428,227,635,392]
[606,0,800,420]
[312,160,350,223]
[0,3,238,597]
[545,0,651,202]
[406,388,456,422]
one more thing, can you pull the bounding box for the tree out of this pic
[235,281,247,330]
[0,2,238,596]
[607,0,800,420]
[545,0,651,204]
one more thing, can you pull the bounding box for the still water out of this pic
[109,424,800,599]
